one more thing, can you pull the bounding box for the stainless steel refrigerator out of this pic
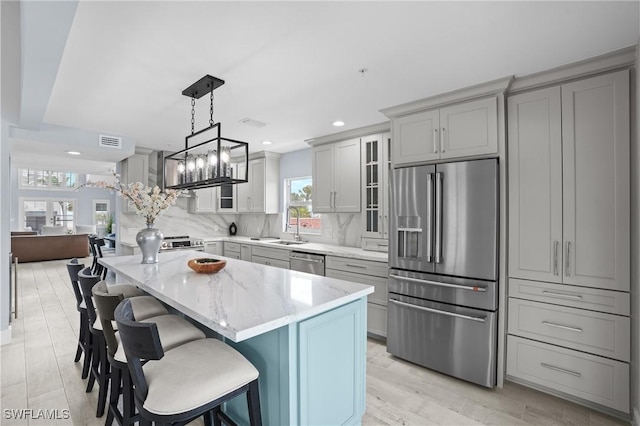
[387,158,499,388]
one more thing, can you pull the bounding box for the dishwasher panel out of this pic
[289,251,325,276]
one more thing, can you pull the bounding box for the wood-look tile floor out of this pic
[1,259,628,425]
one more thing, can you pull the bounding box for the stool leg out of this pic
[82,328,93,380]
[122,369,136,426]
[203,410,214,426]
[247,380,262,426]
[106,366,120,426]
[75,310,84,363]
[96,333,110,417]
[86,331,99,392]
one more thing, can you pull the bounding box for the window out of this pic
[93,200,110,226]
[284,176,321,235]
[19,169,77,190]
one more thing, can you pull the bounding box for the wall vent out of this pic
[239,117,268,128]
[99,134,122,149]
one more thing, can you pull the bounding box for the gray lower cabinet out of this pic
[325,256,388,338]
[223,242,241,259]
[251,245,290,269]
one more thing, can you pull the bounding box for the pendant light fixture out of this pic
[164,75,249,190]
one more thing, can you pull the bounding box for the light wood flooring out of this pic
[1,259,628,426]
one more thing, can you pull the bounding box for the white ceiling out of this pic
[10,1,640,170]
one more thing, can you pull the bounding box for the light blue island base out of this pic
[224,298,367,426]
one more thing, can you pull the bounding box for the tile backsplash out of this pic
[118,197,362,247]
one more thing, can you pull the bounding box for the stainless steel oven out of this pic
[159,236,205,252]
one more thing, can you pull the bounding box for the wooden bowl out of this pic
[187,258,227,274]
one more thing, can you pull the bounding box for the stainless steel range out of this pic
[160,236,205,252]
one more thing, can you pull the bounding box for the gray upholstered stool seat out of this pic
[112,315,206,363]
[107,284,145,298]
[142,338,258,416]
[124,295,168,319]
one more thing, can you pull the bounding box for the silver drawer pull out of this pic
[540,363,582,377]
[541,291,583,300]
[389,274,487,292]
[390,299,486,323]
[345,263,367,269]
[542,321,582,333]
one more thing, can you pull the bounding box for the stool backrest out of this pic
[92,281,123,358]
[66,259,85,309]
[78,267,101,325]
[114,299,165,402]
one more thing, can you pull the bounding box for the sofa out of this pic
[11,234,90,263]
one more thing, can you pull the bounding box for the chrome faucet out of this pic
[288,206,302,241]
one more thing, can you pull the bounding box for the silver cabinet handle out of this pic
[433,128,439,153]
[345,263,366,269]
[390,299,486,323]
[541,290,583,300]
[553,241,559,276]
[542,321,582,333]
[540,363,581,377]
[565,241,571,277]
[426,173,433,262]
[434,172,443,263]
[440,127,445,153]
[389,274,487,292]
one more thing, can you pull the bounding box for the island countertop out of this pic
[99,250,374,342]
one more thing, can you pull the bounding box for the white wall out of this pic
[1,0,21,344]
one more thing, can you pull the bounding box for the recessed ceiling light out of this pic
[261,140,272,145]
[333,121,345,127]
[66,151,82,155]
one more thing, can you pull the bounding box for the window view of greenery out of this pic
[20,169,77,189]
[286,177,321,235]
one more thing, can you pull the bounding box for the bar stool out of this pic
[78,268,169,418]
[65,259,91,379]
[92,281,206,426]
[115,299,262,426]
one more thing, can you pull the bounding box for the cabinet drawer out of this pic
[361,238,389,253]
[508,299,630,362]
[252,245,290,262]
[326,269,387,306]
[224,242,241,252]
[326,256,388,277]
[251,255,290,270]
[367,303,387,338]
[506,335,629,413]
[509,278,629,316]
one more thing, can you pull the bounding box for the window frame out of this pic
[283,176,321,235]
[19,168,78,191]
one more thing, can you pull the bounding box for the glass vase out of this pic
[136,223,163,264]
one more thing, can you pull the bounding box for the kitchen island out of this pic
[99,250,373,426]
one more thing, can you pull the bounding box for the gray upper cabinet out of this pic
[392,97,498,167]
[312,138,361,213]
[361,132,391,251]
[508,70,630,292]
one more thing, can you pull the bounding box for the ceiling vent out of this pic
[98,134,122,149]
[238,117,268,128]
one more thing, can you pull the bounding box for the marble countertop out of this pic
[99,250,373,342]
[196,236,389,262]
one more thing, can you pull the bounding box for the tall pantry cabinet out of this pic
[506,70,630,413]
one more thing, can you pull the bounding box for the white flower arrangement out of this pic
[79,172,182,226]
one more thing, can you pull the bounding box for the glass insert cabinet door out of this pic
[361,133,391,239]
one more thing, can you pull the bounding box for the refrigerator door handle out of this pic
[435,172,443,263]
[389,299,486,323]
[426,173,433,262]
[389,274,487,292]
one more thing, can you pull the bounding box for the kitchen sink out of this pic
[268,240,306,246]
